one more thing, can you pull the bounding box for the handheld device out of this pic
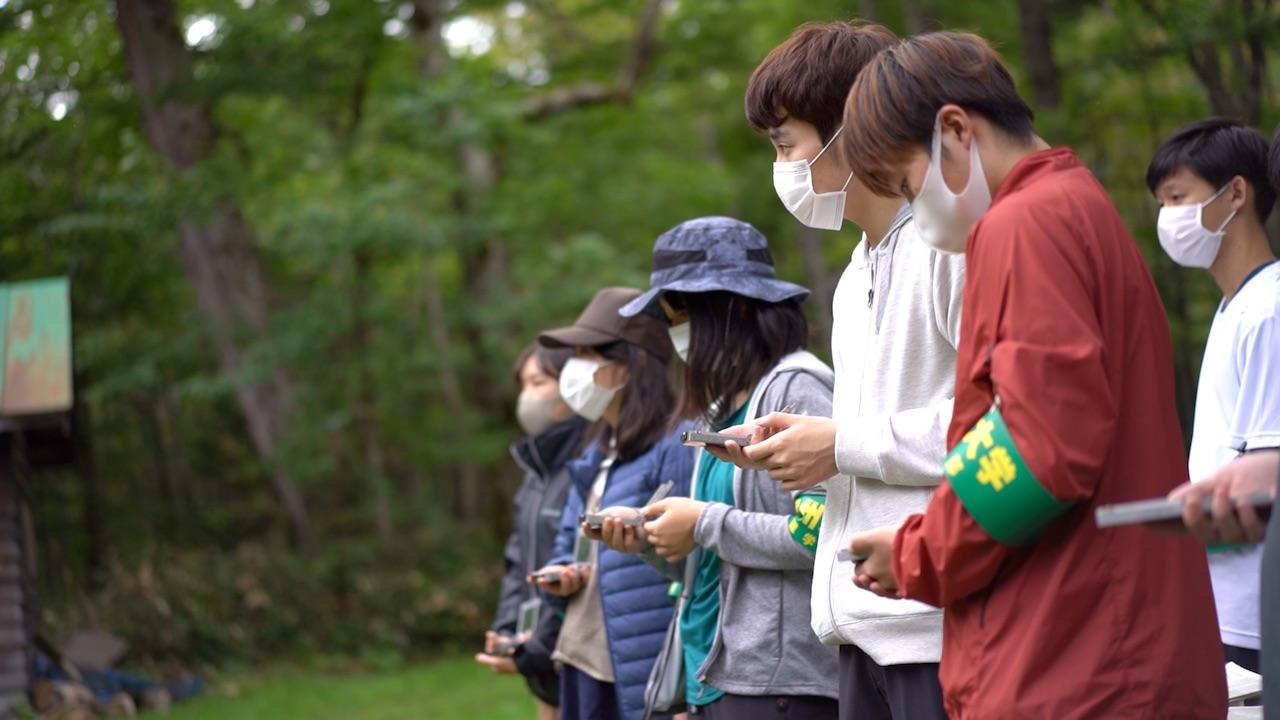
[531,567,563,585]
[837,548,869,563]
[1095,493,1273,529]
[681,430,753,448]
[578,481,675,530]
[580,512,644,529]
[485,635,521,657]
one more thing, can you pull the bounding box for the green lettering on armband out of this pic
[788,492,825,552]
[944,404,1072,546]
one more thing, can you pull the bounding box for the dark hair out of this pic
[1145,118,1276,223]
[841,32,1036,198]
[745,21,898,144]
[582,341,674,461]
[667,292,808,423]
[510,342,573,386]
[1271,125,1280,195]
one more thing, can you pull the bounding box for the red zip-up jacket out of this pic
[892,148,1226,718]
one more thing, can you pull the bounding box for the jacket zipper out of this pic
[868,260,875,308]
[526,444,548,583]
[829,249,882,637]
[829,238,890,635]
[977,557,1009,629]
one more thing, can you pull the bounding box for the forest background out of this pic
[3,0,1278,669]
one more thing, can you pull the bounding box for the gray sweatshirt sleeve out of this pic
[693,369,833,571]
[835,249,964,486]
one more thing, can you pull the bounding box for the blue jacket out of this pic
[550,427,695,720]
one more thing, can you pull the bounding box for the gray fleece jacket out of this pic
[686,350,840,699]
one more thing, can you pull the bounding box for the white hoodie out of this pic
[811,206,964,665]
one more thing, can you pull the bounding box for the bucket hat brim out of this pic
[618,275,810,318]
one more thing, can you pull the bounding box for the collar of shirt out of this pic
[992,146,1082,206]
[851,202,913,269]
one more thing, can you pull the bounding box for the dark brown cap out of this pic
[538,287,672,362]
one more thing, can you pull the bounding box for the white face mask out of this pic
[1156,185,1236,268]
[773,127,854,231]
[559,357,622,422]
[912,118,992,254]
[516,390,561,436]
[667,322,690,363]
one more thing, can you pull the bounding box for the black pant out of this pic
[1224,643,1260,673]
[838,644,946,720]
[1224,644,1262,707]
[692,693,838,719]
[559,665,618,720]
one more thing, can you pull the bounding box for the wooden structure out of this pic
[0,278,73,713]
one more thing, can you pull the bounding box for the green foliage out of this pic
[43,531,504,668]
[2,0,1278,667]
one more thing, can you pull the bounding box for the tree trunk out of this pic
[793,224,834,354]
[1139,0,1267,125]
[137,393,179,541]
[114,0,310,544]
[410,0,670,522]
[73,384,105,588]
[421,259,482,519]
[1017,0,1062,109]
[352,247,394,542]
[411,0,494,520]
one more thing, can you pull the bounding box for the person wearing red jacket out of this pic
[839,32,1226,718]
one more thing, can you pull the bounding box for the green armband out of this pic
[944,403,1072,546]
[787,492,825,553]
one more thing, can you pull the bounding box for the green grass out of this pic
[165,655,536,720]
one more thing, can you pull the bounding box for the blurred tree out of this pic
[1136,0,1271,124]
[115,0,310,543]
[0,0,1270,611]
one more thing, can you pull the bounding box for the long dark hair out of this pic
[583,341,675,461]
[667,291,808,423]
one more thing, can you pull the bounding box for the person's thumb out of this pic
[643,498,670,518]
[742,433,780,462]
[752,411,796,437]
[849,532,874,557]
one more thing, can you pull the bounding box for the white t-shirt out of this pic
[1188,260,1280,650]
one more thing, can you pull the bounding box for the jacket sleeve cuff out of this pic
[836,413,884,479]
[693,501,732,548]
[891,512,932,604]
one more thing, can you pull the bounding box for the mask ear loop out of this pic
[812,127,855,197]
[1204,181,1239,234]
[810,126,846,167]
[918,116,948,199]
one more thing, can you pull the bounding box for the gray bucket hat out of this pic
[618,216,810,318]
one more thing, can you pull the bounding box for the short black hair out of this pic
[1270,124,1280,196]
[665,291,808,424]
[1146,118,1276,223]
